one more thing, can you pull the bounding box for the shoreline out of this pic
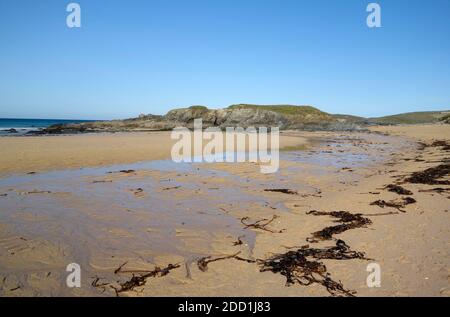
[0,131,309,176]
[0,125,425,176]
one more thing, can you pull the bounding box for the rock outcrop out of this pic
[165,106,289,129]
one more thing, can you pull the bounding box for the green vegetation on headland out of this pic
[228,104,328,116]
[366,111,450,125]
[37,105,449,135]
[188,105,209,111]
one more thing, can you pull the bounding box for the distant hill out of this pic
[367,111,450,125]
[332,114,366,123]
[332,110,450,125]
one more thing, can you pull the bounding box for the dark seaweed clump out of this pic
[418,140,450,151]
[264,189,298,195]
[306,211,372,242]
[430,140,450,151]
[195,240,369,297]
[404,164,450,185]
[385,184,413,195]
[259,239,369,297]
[370,197,417,212]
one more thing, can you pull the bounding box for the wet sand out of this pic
[0,125,449,296]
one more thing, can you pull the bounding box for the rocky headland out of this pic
[34,104,449,135]
[38,104,362,134]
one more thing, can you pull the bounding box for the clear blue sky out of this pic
[0,0,449,120]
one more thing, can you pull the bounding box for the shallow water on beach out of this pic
[0,160,258,264]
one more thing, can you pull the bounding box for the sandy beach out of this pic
[0,124,448,297]
[0,132,307,176]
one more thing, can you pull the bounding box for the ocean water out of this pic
[0,118,94,135]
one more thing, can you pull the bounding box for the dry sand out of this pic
[0,131,307,176]
[0,124,449,297]
[369,124,450,141]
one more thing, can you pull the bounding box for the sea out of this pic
[0,118,95,136]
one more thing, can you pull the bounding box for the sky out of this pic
[0,0,449,120]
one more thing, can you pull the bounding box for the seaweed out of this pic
[91,276,109,293]
[430,140,450,150]
[305,211,372,242]
[418,187,450,194]
[114,261,128,274]
[19,190,52,195]
[300,190,322,198]
[113,275,146,294]
[112,263,180,295]
[417,140,450,151]
[91,276,109,287]
[107,169,136,174]
[402,141,450,184]
[259,239,369,297]
[370,197,416,212]
[264,189,298,195]
[385,184,413,195]
[404,164,450,185]
[195,242,368,297]
[232,235,244,246]
[130,188,145,198]
[162,186,181,191]
[240,215,284,233]
[197,252,256,272]
[120,170,136,174]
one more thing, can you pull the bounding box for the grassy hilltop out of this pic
[366,111,450,125]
